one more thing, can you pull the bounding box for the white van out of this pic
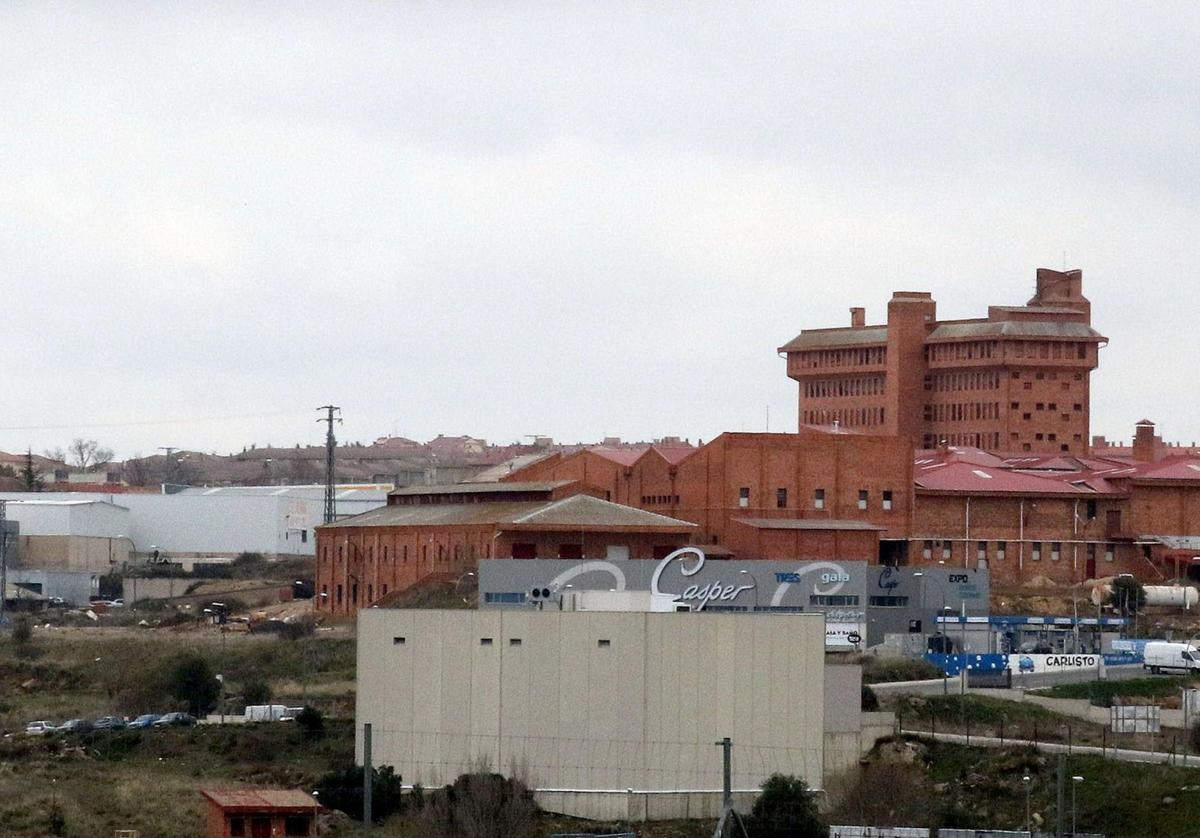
[1142,641,1200,674]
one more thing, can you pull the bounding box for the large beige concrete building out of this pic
[356,609,838,820]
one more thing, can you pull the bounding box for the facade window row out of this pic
[801,406,885,427]
[924,370,1001,392]
[803,375,885,399]
[640,494,680,505]
[926,340,998,362]
[739,487,893,511]
[924,401,1001,423]
[1010,340,1089,361]
[921,431,1002,450]
[922,539,1116,563]
[797,346,886,369]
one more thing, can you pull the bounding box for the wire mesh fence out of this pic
[365,726,822,793]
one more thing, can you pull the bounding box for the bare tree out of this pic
[62,438,114,472]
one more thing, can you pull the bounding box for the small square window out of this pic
[814,489,826,510]
[393,636,406,645]
[597,639,611,648]
[509,638,522,647]
[882,490,893,511]
[480,638,494,646]
[738,487,750,508]
[776,488,788,509]
[858,490,868,511]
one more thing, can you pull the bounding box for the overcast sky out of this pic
[2,3,1197,459]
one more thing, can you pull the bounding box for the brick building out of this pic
[509,429,912,564]
[315,482,696,615]
[506,423,1200,588]
[779,268,1105,454]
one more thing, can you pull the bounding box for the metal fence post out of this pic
[363,723,372,831]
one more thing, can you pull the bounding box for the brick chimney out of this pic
[850,307,866,328]
[1133,419,1157,462]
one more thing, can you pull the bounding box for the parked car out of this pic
[93,715,127,731]
[58,718,94,734]
[127,714,160,730]
[48,596,66,607]
[24,721,57,736]
[109,598,124,608]
[152,712,197,728]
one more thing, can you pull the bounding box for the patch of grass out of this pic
[1035,675,1200,707]
[856,655,943,684]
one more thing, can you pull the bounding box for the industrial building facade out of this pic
[779,268,1104,454]
[356,609,830,820]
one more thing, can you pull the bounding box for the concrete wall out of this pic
[14,535,133,572]
[124,577,195,603]
[7,569,98,605]
[357,610,826,820]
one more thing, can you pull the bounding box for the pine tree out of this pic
[20,450,44,492]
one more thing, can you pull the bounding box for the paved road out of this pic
[871,665,1149,697]
[900,728,1198,768]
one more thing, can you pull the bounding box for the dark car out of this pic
[93,715,127,731]
[58,718,94,734]
[152,712,197,728]
[127,714,160,730]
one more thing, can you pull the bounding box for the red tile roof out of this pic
[201,789,320,812]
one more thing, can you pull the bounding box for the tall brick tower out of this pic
[779,268,1105,454]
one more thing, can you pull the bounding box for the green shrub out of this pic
[242,678,273,706]
[861,684,879,711]
[315,764,403,822]
[295,706,325,740]
[747,773,827,838]
[167,654,221,717]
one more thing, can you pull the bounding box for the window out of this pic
[977,541,987,561]
[882,490,894,511]
[484,592,527,604]
[300,529,307,544]
[511,543,537,559]
[598,639,611,648]
[336,584,343,604]
[1086,500,1097,520]
[509,638,523,647]
[923,540,933,560]
[1105,544,1115,562]
[942,540,952,560]
[284,816,311,837]
[776,488,788,509]
[858,490,868,511]
[869,595,910,607]
[1051,542,1061,561]
[557,543,583,560]
[480,638,494,646]
[814,489,826,510]
[393,636,406,645]
[738,487,750,508]
[810,594,860,606]
[996,541,1006,561]
[230,818,245,837]
[1032,543,1042,561]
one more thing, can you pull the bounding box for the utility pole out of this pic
[0,499,7,626]
[363,722,373,831]
[317,406,342,524]
[715,737,732,811]
[1056,753,1066,838]
[158,447,177,487]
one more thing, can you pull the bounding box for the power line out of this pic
[0,408,314,432]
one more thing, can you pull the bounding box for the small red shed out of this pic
[200,789,321,838]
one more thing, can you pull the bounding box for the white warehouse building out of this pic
[0,486,387,562]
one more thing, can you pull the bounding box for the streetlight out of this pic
[312,789,320,835]
[1022,775,1032,834]
[454,571,475,605]
[739,569,759,611]
[1072,775,1084,836]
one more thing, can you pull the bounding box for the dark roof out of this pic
[322,494,696,532]
[388,480,574,497]
[735,518,885,531]
[201,789,320,812]
[927,321,1103,341]
[778,326,888,352]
